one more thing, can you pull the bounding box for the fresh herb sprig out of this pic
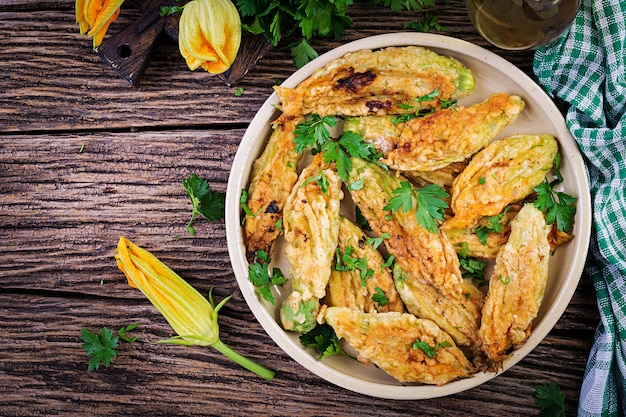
[533,153,577,233]
[383,181,449,233]
[300,323,348,360]
[81,323,140,371]
[535,382,566,417]
[412,339,451,359]
[247,250,288,305]
[182,173,226,236]
[293,114,380,182]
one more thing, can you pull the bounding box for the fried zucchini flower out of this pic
[115,236,274,380]
[178,0,242,74]
[75,0,124,49]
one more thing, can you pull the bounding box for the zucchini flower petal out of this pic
[75,0,124,48]
[178,0,242,74]
[115,236,274,380]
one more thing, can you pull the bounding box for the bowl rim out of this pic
[225,32,592,399]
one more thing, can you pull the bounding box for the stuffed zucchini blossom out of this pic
[178,0,242,74]
[115,236,274,380]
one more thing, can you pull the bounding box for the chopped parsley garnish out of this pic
[475,207,510,245]
[301,170,330,194]
[355,206,372,231]
[247,250,288,305]
[534,152,577,233]
[383,181,449,233]
[335,247,374,286]
[412,340,451,359]
[365,232,389,250]
[182,173,226,236]
[294,114,380,182]
[371,286,389,306]
[240,189,258,217]
[117,322,140,343]
[300,324,346,360]
[294,114,337,154]
[391,87,457,124]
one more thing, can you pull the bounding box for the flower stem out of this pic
[211,339,275,381]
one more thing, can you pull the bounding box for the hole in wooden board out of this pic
[117,44,132,58]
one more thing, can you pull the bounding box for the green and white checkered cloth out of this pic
[533,0,626,415]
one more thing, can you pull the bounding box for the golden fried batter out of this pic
[447,134,558,229]
[244,116,304,261]
[403,161,469,191]
[383,93,525,171]
[479,204,552,368]
[326,217,404,314]
[347,158,463,298]
[280,154,343,333]
[275,46,475,117]
[325,307,475,385]
[393,264,486,366]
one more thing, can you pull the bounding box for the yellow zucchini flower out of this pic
[178,0,242,74]
[115,236,274,380]
[75,0,124,49]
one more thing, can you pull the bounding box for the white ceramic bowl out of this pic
[225,33,592,399]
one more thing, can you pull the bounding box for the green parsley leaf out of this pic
[415,184,449,233]
[384,181,449,233]
[381,255,394,271]
[234,86,244,96]
[301,170,330,194]
[534,181,577,233]
[117,322,140,343]
[299,323,345,360]
[384,181,415,213]
[371,286,389,306]
[412,340,451,359]
[290,38,319,69]
[355,206,372,231]
[182,173,226,236]
[535,383,566,417]
[459,256,488,285]
[475,207,510,245]
[247,253,288,305]
[294,114,337,154]
[81,327,119,371]
[403,11,448,33]
[240,189,258,218]
[159,5,184,17]
[366,233,389,250]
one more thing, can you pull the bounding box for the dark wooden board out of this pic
[0,0,597,415]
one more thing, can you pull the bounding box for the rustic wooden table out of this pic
[0,1,599,415]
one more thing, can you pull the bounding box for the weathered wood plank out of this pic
[0,292,595,416]
[0,129,240,296]
[0,2,534,132]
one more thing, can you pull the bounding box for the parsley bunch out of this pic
[236,0,436,67]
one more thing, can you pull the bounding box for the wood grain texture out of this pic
[0,0,598,415]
